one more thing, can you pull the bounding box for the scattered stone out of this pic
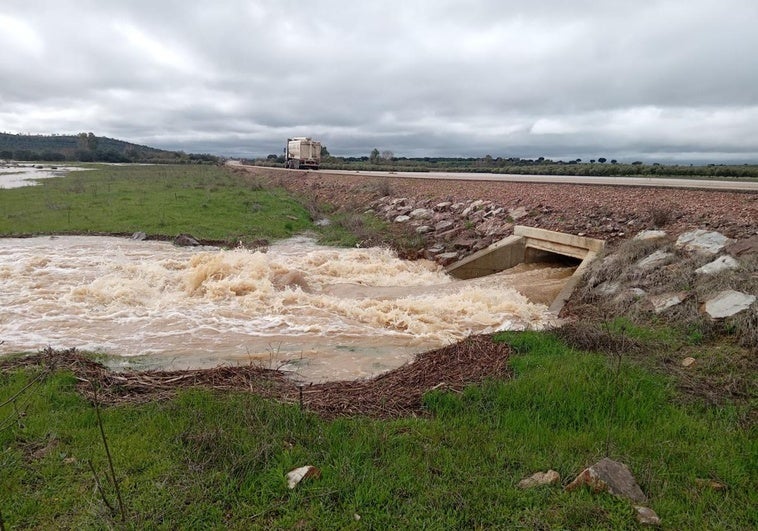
[174,233,200,247]
[634,230,667,241]
[394,215,410,223]
[725,235,758,257]
[696,255,740,275]
[648,292,688,313]
[565,458,648,504]
[597,281,621,296]
[628,288,647,298]
[415,225,432,234]
[131,231,147,241]
[453,238,477,251]
[508,206,529,220]
[703,290,756,319]
[435,201,452,210]
[314,218,331,227]
[286,465,321,489]
[636,250,674,269]
[676,230,730,254]
[634,506,661,526]
[436,252,459,266]
[517,470,561,489]
[409,208,433,220]
[681,357,696,367]
[434,220,455,232]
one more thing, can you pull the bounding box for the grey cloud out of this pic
[1,0,757,162]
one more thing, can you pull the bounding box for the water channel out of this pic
[0,236,574,382]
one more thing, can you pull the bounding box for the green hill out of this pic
[0,132,218,164]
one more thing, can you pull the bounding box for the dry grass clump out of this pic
[573,237,757,349]
[1,336,512,418]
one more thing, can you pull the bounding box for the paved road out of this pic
[233,162,758,192]
[320,169,758,192]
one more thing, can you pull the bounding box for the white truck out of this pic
[284,137,321,170]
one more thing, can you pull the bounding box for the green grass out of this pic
[2,332,754,529]
[0,164,313,243]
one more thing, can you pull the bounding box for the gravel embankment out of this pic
[233,166,757,257]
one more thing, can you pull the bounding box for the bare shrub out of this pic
[648,206,671,228]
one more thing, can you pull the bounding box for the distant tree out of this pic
[611,159,618,164]
[266,154,278,160]
[0,150,12,159]
[632,161,643,165]
[590,159,596,164]
[380,150,394,162]
[369,148,380,163]
[598,157,607,163]
[320,145,330,158]
[77,132,98,152]
[483,154,494,165]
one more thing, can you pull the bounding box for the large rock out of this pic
[703,290,756,319]
[675,230,729,254]
[434,220,455,232]
[393,215,410,223]
[565,458,648,504]
[174,233,200,246]
[436,252,459,266]
[636,250,674,269]
[409,208,433,220]
[648,292,688,313]
[131,231,147,241]
[695,255,740,275]
[508,206,529,220]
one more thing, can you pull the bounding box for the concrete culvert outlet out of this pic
[445,226,605,313]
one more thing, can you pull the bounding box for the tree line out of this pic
[256,147,758,179]
[0,132,219,164]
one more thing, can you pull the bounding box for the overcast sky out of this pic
[1,1,757,162]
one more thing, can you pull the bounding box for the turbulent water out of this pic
[0,236,573,381]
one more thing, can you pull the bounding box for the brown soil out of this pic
[235,166,757,247]
[2,336,511,419]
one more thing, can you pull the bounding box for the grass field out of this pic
[0,164,312,243]
[1,332,754,529]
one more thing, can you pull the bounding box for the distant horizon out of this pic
[3,130,758,167]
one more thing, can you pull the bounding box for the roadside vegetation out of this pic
[1,332,754,529]
[1,164,755,528]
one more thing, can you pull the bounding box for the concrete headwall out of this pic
[445,226,605,313]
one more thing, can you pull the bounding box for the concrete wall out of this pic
[445,226,605,313]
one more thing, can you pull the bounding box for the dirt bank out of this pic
[234,166,757,253]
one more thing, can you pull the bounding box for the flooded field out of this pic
[0,236,573,381]
[0,164,88,189]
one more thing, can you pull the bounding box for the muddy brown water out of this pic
[0,236,574,382]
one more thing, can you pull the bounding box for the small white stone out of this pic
[695,255,739,275]
[634,230,667,241]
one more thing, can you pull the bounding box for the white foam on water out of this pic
[0,236,570,381]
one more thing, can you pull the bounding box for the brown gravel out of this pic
[235,166,757,245]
